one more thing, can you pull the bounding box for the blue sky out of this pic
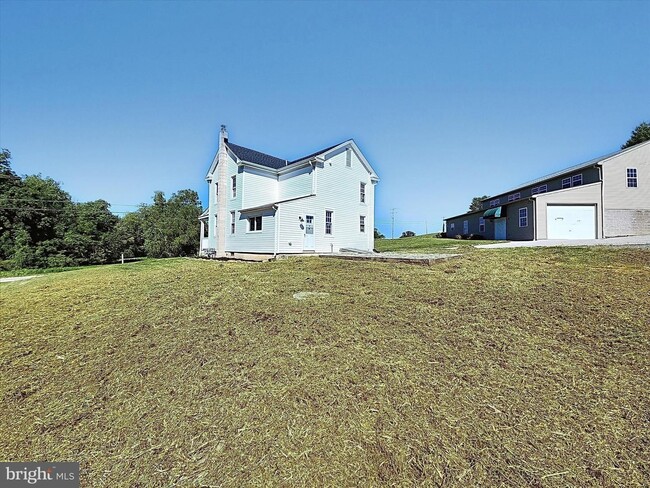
[1,1,648,237]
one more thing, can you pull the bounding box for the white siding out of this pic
[278,165,313,200]
[241,167,277,209]
[226,208,277,254]
[276,197,317,253]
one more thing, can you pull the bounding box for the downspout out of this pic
[597,164,604,239]
[531,198,537,241]
[274,204,279,258]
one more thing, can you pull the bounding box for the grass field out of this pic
[375,234,498,254]
[1,246,649,486]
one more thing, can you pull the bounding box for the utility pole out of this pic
[391,208,397,239]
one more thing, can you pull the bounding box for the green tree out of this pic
[469,195,489,212]
[400,230,416,238]
[374,228,385,239]
[621,121,650,149]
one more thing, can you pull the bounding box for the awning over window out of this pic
[483,206,504,219]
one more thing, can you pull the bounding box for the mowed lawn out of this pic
[1,246,649,486]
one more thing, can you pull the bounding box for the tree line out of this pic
[0,149,202,270]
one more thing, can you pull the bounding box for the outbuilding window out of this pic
[562,177,571,189]
[479,217,485,232]
[627,168,638,187]
[248,216,262,232]
[519,207,528,227]
[572,174,583,187]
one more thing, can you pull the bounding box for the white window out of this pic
[562,177,571,189]
[360,215,366,232]
[627,168,638,187]
[490,198,500,208]
[572,174,583,187]
[360,182,366,203]
[450,223,455,231]
[463,220,469,234]
[538,184,547,194]
[215,182,219,198]
[346,149,351,167]
[479,217,485,232]
[248,216,262,232]
[230,211,235,234]
[231,175,237,198]
[507,192,521,202]
[325,210,333,235]
[519,207,528,227]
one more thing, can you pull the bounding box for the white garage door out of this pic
[547,205,596,239]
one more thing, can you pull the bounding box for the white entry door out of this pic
[494,218,507,240]
[547,205,596,239]
[304,215,315,251]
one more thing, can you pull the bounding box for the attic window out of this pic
[346,149,351,167]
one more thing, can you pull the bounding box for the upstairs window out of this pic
[346,149,352,167]
[562,177,571,189]
[572,174,583,187]
[360,182,366,203]
[325,210,333,235]
[215,182,219,198]
[519,207,528,227]
[538,184,547,194]
[489,198,500,208]
[627,168,638,187]
[231,175,237,198]
[248,216,262,232]
[359,216,366,232]
[508,192,521,202]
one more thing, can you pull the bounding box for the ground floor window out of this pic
[463,220,469,234]
[248,216,262,232]
[325,210,333,235]
[519,207,528,227]
[479,217,485,232]
[230,211,236,234]
[359,215,365,232]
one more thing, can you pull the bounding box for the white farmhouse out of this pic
[199,126,379,258]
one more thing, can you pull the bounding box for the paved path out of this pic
[476,235,650,249]
[0,275,39,283]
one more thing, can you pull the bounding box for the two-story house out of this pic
[444,140,650,240]
[199,126,379,258]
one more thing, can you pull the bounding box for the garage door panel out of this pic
[547,205,596,239]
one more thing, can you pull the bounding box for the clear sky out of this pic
[1,0,648,237]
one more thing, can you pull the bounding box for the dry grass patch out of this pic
[1,249,649,486]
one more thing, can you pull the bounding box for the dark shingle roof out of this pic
[226,141,345,169]
[289,143,342,164]
[226,142,288,169]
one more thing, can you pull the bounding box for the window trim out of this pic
[247,216,263,233]
[489,198,500,208]
[346,149,352,168]
[562,177,571,189]
[627,167,638,188]
[325,209,334,236]
[519,207,528,228]
[450,222,455,231]
[230,211,236,234]
[572,173,583,187]
[360,182,366,203]
[507,192,521,203]
[231,175,237,199]
[359,215,366,233]
[479,217,485,233]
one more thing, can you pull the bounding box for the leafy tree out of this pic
[469,195,489,212]
[374,228,385,239]
[400,230,416,238]
[621,121,650,149]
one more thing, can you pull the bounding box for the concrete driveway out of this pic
[476,235,650,249]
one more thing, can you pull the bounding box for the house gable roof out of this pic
[226,142,288,170]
